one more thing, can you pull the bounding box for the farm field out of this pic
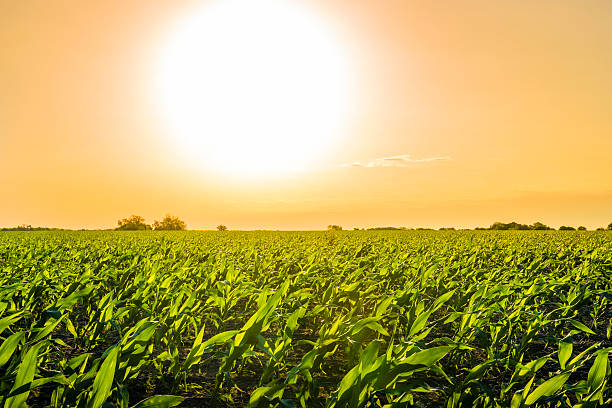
[0,231,611,408]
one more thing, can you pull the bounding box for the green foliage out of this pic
[489,221,554,230]
[152,214,186,231]
[116,215,151,231]
[0,230,610,407]
[0,225,65,231]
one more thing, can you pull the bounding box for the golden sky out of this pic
[1,0,611,230]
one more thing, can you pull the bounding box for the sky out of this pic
[1,0,611,230]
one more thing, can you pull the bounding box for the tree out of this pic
[488,221,552,230]
[217,225,227,231]
[577,226,587,231]
[608,223,612,230]
[530,222,552,230]
[327,225,342,231]
[116,215,150,231]
[489,221,528,230]
[489,222,509,230]
[152,214,186,230]
[559,226,576,231]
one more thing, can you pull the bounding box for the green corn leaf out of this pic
[0,331,24,366]
[88,345,119,408]
[0,312,24,337]
[510,391,524,408]
[558,341,572,370]
[130,395,185,408]
[567,343,600,369]
[432,290,456,311]
[248,383,285,408]
[463,360,494,384]
[350,317,389,337]
[65,317,78,338]
[408,310,433,337]
[569,320,596,335]
[586,350,609,393]
[358,340,381,377]
[201,330,239,351]
[29,374,70,389]
[32,315,65,342]
[524,373,570,405]
[404,346,454,366]
[374,297,393,316]
[183,330,239,372]
[4,341,47,408]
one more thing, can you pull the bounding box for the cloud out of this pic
[340,154,452,168]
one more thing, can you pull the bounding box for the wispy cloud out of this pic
[340,154,452,168]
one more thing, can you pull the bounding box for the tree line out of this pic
[2,220,611,232]
[476,221,612,231]
[0,225,65,231]
[115,215,228,231]
[338,222,612,231]
[115,214,186,231]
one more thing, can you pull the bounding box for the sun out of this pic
[155,0,352,177]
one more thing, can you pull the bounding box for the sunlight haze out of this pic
[1,0,611,229]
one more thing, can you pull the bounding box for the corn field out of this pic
[0,231,610,407]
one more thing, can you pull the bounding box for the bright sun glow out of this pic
[156,0,351,177]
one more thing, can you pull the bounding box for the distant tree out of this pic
[596,227,605,231]
[368,227,404,231]
[152,214,186,230]
[116,215,151,231]
[353,227,360,231]
[439,227,456,231]
[508,222,529,230]
[530,222,553,230]
[559,226,576,231]
[489,222,510,230]
[489,221,547,230]
[327,225,342,231]
[217,224,227,231]
[1,225,64,231]
[577,226,587,231]
[608,223,612,230]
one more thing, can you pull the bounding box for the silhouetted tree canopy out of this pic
[530,222,553,230]
[116,215,151,231]
[0,225,65,231]
[608,223,612,230]
[217,225,227,231]
[490,222,529,230]
[153,214,186,230]
[367,227,407,230]
[327,225,342,231]
[559,226,576,231]
[487,221,553,230]
[577,226,587,231]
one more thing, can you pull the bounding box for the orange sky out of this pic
[1,0,611,230]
